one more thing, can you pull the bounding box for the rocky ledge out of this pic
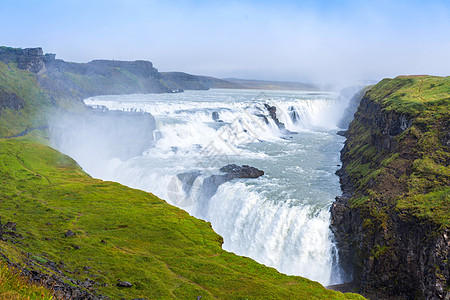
[0,217,108,299]
[0,91,25,113]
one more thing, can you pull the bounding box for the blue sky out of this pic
[1,0,449,84]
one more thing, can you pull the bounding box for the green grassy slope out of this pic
[0,137,361,299]
[0,62,52,137]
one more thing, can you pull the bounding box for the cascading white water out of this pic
[53,89,350,286]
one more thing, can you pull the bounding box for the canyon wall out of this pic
[332,76,450,299]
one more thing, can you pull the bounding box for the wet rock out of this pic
[288,106,300,122]
[201,164,264,200]
[177,171,202,195]
[212,111,220,121]
[337,130,347,137]
[219,164,264,178]
[264,103,285,130]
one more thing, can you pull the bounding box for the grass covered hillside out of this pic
[0,51,363,298]
[0,62,52,137]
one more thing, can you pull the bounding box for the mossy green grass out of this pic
[343,75,449,228]
[0,262,54,299]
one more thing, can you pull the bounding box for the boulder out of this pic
[64,230,75,237]
[117,281,133,288]
[202,164,264,200]
[219,164,264,179]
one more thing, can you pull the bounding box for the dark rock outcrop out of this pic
[117,281,133,288]
[0,217,23,243]
[264,104,285,130]
[174,165,264,213]
[254,104,295,134]
[212,111,220,122]
[0,91,25,113]
[288,106,300,122]
[0,47,47,74]
[64,230,75,237]
[177,171,202,195]
[194,164,264,217]
[18,268,108,299]
[219,164,265,178]
[0,217,107,299]
[202,164,264,199]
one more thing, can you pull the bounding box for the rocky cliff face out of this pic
[0,47,47,74]
[0,91,25,113]
[331,76,449,299]
[41,55,172,101]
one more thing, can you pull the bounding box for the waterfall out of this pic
[50,89,347,286]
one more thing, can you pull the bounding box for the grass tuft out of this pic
[0,263,54,300]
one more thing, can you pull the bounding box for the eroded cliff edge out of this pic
[0,46,239,103]
[331,76,449,299]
